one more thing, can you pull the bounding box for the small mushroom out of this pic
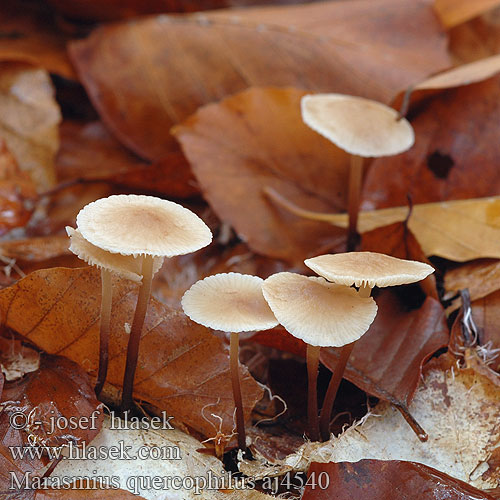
[261,272,377,442]
[305,251,434,440]
[181,272,278,451]
[301,94,414,251]
[66,227,163,397]
[76,194,212,412]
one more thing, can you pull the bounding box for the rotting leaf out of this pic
[0,62,61,191]
[363,76,500,210]
[57,121,198,199]
[0,267,263,439]
[302,460,497,499]
[0,337,40,381]
[174,87,350,265]
[68,9,449,161]
[0,0,74,78]
[34,489,146,499]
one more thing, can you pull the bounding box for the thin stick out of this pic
[319,342,355,441]
[230,332,246,450]
[347,155,364,252]
[95,268,112,397]
[306,344,321,442]
[121,255,154,413]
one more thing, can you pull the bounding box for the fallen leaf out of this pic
[303,460,497,499]
[434,0,500,29]
[363,76,500,210]
[0,267,263,439]
[1,354,103,448]
[52,416,272,499]
[360,222,438,299]
[280,195,500,262]
[0,62,61,190]
[35,489,145,499]
[57,121,198,198]
[0,0,74,78]
[0,235,69,263]
[444,259,500,312]
[0,337,40,381]
[321,292,449,430]
[283,353,500,491]
[174,87,349,264]
[69,8,449,160]
[0,140,37,236]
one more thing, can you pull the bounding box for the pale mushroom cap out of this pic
[301,94,414,157]
[67,227,164,282]
[181,273,279,333]
[262,272,377,347]
[305,252,434,288]
[76,195,212,257]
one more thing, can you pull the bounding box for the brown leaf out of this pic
[174,87,349,264]
[322,292,449,419]
[0,140,37,235]
[0,0,74,79]
[363,76,500,209]
[1,355,103,448]
[0,267,263,438]
[302,460,497,499]
[57,121,198,198]
[0,62,61,191]
[68,7,449,160]
[360,222,438,299]
[434,0,500,29]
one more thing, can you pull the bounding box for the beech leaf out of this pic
[0,267,263,438]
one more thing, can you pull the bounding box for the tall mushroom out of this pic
[181,273,278,451]
[75,195,212,412]
[305,251,434,440]
[66,227,163,397]
[261,272,377,442]
[301,94,414,251]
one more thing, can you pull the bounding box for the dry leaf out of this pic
[0,337,40,381]
[303,460,497,500]
[434,0,500,29]
[57,121,198,198]
[283,353,500,491]
[0,0,74,78]
[0,267,263,439]
[364,76,500,210]
[68,7,449,161]
[0,62,61,190]
[174,87,349,265]
[287,196,500,262]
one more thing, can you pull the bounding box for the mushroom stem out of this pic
[319,341,355,441]
[306,344,321,441]
[347,155,364,252]
[121,255,154,413]
[230,332,246,451]
[95,268,112,397]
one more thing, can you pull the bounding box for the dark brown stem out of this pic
[319,342,355,441]
[306,344,321,441]
[95,268,112,397]
[347,155,364,252]
[230,332,246,450]
[121,255,154,413]
[395,404,428,442]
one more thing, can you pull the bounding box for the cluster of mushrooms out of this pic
[66,92,431,452]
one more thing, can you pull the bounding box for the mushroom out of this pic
[301,94,414,251]
[305,251,434,440]
[66,227,163,397]
[261,272,377,441]
[76,194,212,412]
[181,272,278,451]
